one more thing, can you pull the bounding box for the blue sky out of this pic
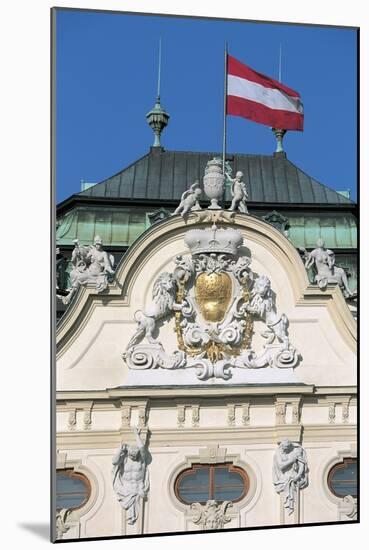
[55,9,357,203]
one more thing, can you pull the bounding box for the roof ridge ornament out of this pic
[203,157,225,209]
[146,96,169,147]
[272,128,287,156]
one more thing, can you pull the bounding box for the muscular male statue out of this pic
[273,439,308,514]
[112,427,150,524]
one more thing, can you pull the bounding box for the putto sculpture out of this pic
[173,180,202,217]
[227,170,248,213]
[61,236,115,305]
[301,238,354,297]
[273,439,308,515]
[112,427,150,525]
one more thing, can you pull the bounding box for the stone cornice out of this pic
[56,384,358,402]
[56,424,356,449]
[56,384,315,401]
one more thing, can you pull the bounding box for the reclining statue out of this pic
[61,235,115,305]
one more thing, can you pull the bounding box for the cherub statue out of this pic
[302,238,354,297]
[173,255,194,285]
[273,439,308,515]
[173,180,202,217]
[227,171,248,213]
[112,427,150,525]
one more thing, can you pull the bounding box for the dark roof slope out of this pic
[78,148,354,205]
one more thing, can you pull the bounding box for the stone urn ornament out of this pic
[203,157,225,209]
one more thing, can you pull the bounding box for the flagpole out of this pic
[222,42,228,176]
[273,42,286,153]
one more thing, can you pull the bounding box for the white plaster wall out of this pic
[91,411,121,431]
[55,216,357,539]
[249,404,275,426]
[301,405,330,425]
[57,435,356,538]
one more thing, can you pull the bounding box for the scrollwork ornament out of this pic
[342,495,357,519]
[242,403,250,425]
[191,500,233,530]
[227,404,236,426]
[68,409,77,431]
[56,509,72,539]
[83,409,92,430]
[177,405,185,428]
[192,405,200,427]
[123,345,186,371]
[342,402,350,424]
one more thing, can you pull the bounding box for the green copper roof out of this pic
[77,148,354,206]
[287,212,357,249]
[56,206,149,246]
[56,205,356,250]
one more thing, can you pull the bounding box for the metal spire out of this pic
[157,37,162,99]
[146,38,170,148]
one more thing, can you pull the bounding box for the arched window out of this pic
[175,463,249,505]
[327,458,357,498]
[56,469,91,511]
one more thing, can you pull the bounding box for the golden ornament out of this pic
[195,272,232,322]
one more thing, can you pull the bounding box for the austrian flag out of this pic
[227,55,304,131]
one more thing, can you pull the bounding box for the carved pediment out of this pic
[56,211,356,391]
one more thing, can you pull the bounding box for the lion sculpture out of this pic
[126,272,184,350]
[246,275,289,347]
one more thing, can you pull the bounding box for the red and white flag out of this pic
[227,55,304,131]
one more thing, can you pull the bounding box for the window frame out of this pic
[327,457,357,499]
[174,462,249,505]
[56,468,91,512]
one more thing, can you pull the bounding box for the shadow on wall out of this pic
[17,523,49,541]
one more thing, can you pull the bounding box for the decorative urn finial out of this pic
[272,128,287,153]
[146,96,170,147]
[203,157,225,209]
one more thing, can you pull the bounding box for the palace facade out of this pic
[54,113,357,540]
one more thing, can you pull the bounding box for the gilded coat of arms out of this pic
[123,223,300,381]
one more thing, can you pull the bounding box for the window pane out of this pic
[213,466,245,502]
[56,471,89,510]
[176,464,248,505]
[177,467,210,504]
[329,460,357,497]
